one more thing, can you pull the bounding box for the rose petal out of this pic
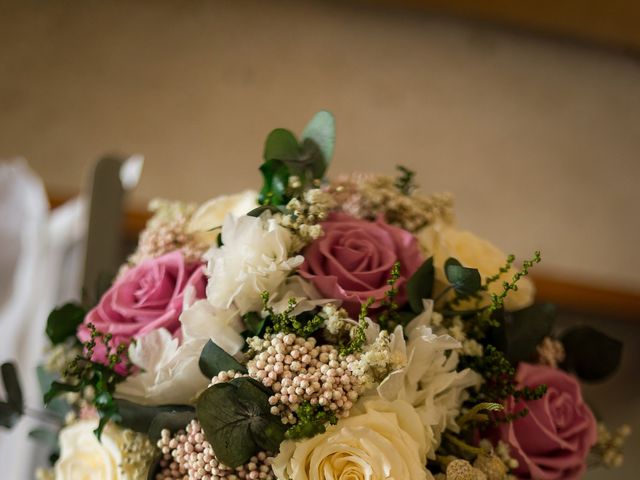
[300,213,423,317]
[77,251,207,373]
[497,363,597,480]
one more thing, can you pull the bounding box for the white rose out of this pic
[377,302,482,458]
[273,398,433,480]
[417,223,535,311]
[54,420,135,479]
[116,301,245,405]
[205,213,304,314]
[186,190,258,245]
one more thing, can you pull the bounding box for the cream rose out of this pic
[186,190,258,244]
[417,223,535,311]
[54,419,140,480]
[273,398,433,480]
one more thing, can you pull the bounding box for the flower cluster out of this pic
[128,199,205,265]
[34,111,626,480]
[328,171,455,232]
[156,420,275,480]
[280,188,335,251]
[246,333,364,424]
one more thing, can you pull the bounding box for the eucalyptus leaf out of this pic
[246,205,284,218]
[1,363,23,414]
[199,340,248,379]
[147,456,163,480]
[116,399,195,438]
[396,311,418,327]
[562,326,622,382]
[196,377,286,468]
[49,451,60,467]
[46,303,86,345]
[407,257,435,313]
[444,258,482,296]
[148,410,197,441]
[298,138,326,180]
[258,159,289,206]
[502,304,555,364]
[301,110,335,170]
[243,311,267,336]
[263,128,299,162]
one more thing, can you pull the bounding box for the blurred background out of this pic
[0,0,639,478]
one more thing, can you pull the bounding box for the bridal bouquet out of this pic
[3,112,629,479]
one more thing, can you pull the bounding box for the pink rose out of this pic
[77,251,206,373]
[299,213,423,317]
[498,363,597,480]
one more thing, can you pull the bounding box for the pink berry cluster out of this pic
[131,217,206,266]
[247,332,364,424]
[156,420,275,480]
[209,370,245,386]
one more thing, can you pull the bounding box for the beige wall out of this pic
[1,0,639,292]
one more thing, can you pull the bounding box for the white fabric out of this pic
[0,160,86,479]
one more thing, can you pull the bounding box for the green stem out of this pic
[444,433,485,456]
[433,285,455,307]
[436,454,458,469]
[457,402,503,429]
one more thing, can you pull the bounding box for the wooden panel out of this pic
[532,273,640,319]
[49,194,640,320]
[363,0,640,50]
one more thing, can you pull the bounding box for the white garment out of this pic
[0,160,86,479]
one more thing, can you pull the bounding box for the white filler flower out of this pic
[377,301,482,459]
[205,213,304,314]
[116,299,245,406]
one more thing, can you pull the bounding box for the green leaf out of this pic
[96,408,120,438]
[298,138,326,180]
[199,340,247,379]
[115,399,167,433]
[148,410,197,441]
[1,363,23,414]
[258,159,289,206]
[146,456,163,480]
[263,128,299,162]
[407,257,435,313]
[301,110,335,172]
[503,304,555,364]
[246,205,284,218]
[243,311,267,336]
[562,326,622,382]
[116,399,195,440]
[44,381,82,405]
[48,451,60,467]
[444,258,482,296]
[196,377,286,468]
[46,303,86,345]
